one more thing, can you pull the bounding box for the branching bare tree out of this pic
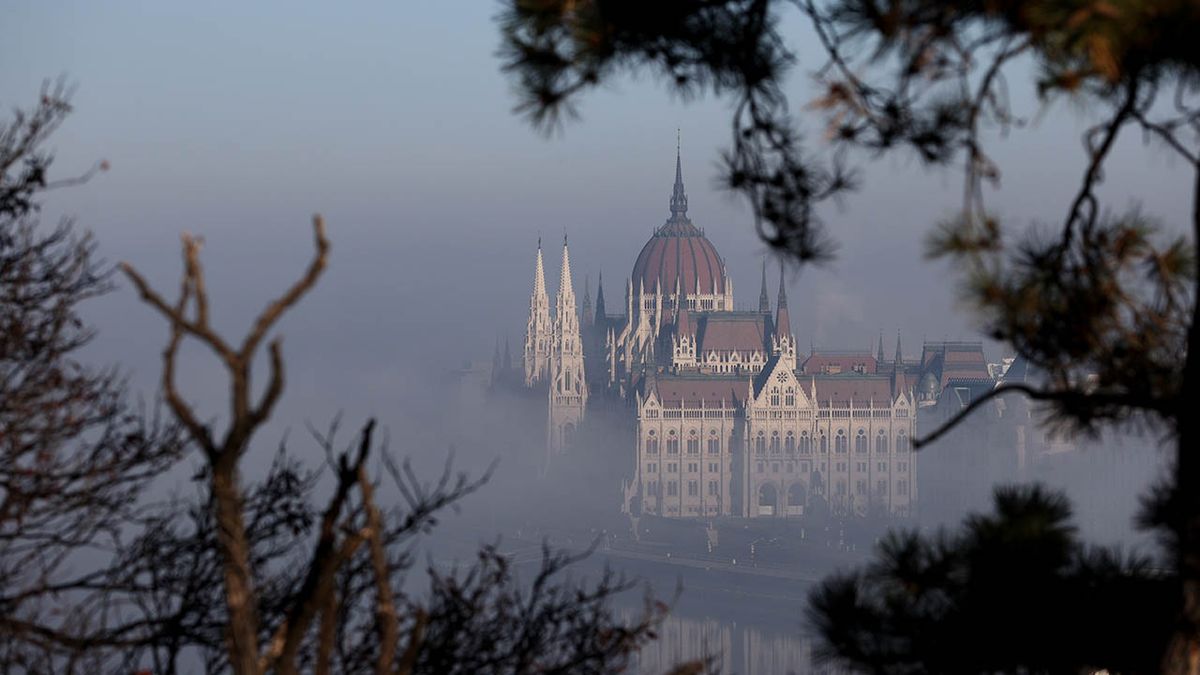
[118,218,686,674]
[3,84,690,674]
[0,83,186,672]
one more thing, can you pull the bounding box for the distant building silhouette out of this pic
[498,141,1047,521]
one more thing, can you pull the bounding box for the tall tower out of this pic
[523,239,552,386]
[758,259,770,313]
[548,236,587,454]
[773,263,797,367]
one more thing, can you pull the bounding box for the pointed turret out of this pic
[548,235,586,455]
[877,331,885,364]
[891,331,909,400]
[558,235,575,304]
[677,294,692,336]
[524,238,553,386]
[775,264,791,338]
[533,239,547,298]
[758,259,770,313]
[594,270,606,322]
[668,132,688,221]
[772,263,797,366]
[582,275,593,326]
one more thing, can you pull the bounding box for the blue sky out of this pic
[2,1,1191,447]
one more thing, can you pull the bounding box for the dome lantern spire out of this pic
[669,130,688,221]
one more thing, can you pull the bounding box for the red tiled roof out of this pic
[919,342,991,387]
[811,376,895,406]
[652,377,745,408]
[801,354,878,375]
[696,314,771,353]
[945,350,986,364]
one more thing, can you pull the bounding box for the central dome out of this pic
[630,146,727,295]
[632,221,727,295]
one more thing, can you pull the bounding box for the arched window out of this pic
[819,433,828,453]
[835,429,848,453]
[707,434,721,455]
[758,483,778,516]
[784,433,795,454]
[755,432,766,454]
[667,431,679,454]
[646,437,659,455]
[799,432,811,454]
[896,433,910,453]
[875,431,888,454]
[788,482,807,514]
[769,432,781,454]
[855,429,867,454]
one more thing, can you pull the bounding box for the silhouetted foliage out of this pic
[498,0,1200,670]
[417,544,669,675]
[809,485,1175,673]
[0,83,186,671]
[1,86,687,674]
[116,219,682,674]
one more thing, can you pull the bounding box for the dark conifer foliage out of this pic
[498,0,1200,670]
[808,485,1174,673]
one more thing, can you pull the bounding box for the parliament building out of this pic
[511,146,1012,521]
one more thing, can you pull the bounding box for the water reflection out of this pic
[624,607,840,675]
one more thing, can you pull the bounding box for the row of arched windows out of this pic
[751,429,909,455]
[648,428,909,459]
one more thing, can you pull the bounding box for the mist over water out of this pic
[1,2,1186,671]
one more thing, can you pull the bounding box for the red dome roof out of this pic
[632,220,726,295]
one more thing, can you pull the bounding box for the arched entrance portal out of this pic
[757,483,778,517]
[787,482,807,516]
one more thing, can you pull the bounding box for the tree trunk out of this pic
[213,463,262,675]
[1162,165,1200,675]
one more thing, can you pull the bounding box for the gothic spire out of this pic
[558,235,575,302]
[582,275,593,326]
[775,263,791,338]
[594,270,606,321]
[877,331,885,363]
[669,131,688,220]
[533,237,547,298]
[677,292,692,336]
[524,237,553,387]
[758,259,770,313]
[894,331,903,366]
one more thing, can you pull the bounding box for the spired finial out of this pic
[669,131,688,220]
[758,259,770,313]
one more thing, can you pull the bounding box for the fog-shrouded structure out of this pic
[508,144,1060,522]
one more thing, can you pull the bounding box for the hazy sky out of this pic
[2,2,1191,459]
